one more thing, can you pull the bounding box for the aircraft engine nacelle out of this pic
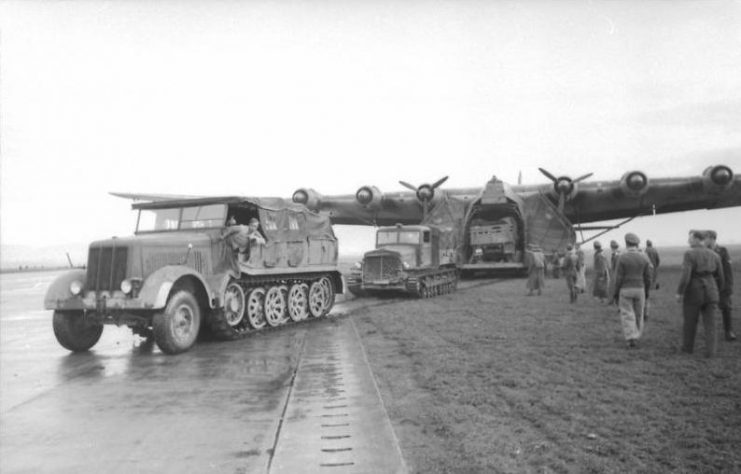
[292,188,323,210]
[619,170,650,198]
[552,176,578,202]
[702,165,734,193]
[355,186,383,211]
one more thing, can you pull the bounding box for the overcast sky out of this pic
[1,0,741,259]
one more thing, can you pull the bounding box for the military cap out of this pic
[249,218,259,225]
[610,240,619,248]
[706,230,717,239]
[625,233,640,245]
[593,241,602,249]
[566,244,573,250]
[646,239,653,246]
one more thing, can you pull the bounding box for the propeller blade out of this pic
[538,168,558,182]
[558,193,565,213]
[431,176,449,189]
[573,172,594,183]
[398,180,417,192]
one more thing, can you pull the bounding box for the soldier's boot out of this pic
[722,308,736,341]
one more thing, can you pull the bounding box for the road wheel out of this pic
[209,281,250,340]
[246,288,267,329]
[288,283,309,322]
[153,290,201,355]
[53,311,103,352]
[319,276,335,316]
[264,285,287,327]
[308,281,326,317]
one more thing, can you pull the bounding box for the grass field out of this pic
[353,263,741,473]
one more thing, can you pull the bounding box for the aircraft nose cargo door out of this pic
[522,191,575,255]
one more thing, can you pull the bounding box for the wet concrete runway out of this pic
[0,271,406,473]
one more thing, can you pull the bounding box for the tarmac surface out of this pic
[0,270,406,474]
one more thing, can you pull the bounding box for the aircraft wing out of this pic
[109,192,203,202]
[520,165,741,224]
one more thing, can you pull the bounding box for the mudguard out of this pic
[44,269,87,310]
[138,266,217,310]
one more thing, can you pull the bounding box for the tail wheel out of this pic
[308,281,326,317]
[288,283,309,322]
[264,285,287,327]
[153,290,201,355]
[246,288,267,329]
[223,282,247,328]
[318,276,335,316]
[53,311,103,352]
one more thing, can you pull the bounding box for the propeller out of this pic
[538,168,593,212]
[398,175,449,220]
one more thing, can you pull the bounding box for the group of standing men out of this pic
[526,229,735,356]
[610,230,735,355]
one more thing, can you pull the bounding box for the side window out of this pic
[263,214,278,231]
[288,215,299,231]
[423,231,430,243]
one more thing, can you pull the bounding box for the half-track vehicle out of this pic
[44,196,342,355]
[346,224,458,298]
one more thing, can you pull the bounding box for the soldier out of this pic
[562,244,579,303]
[612,233,652,348]
[222,216,266,263]
[676,230,725,357]
[645,239,661,289]
[607,240,621,304]
[525,244,545,296]
[705,230,735,341]
[575,243,586,294]
[592,240,610,304]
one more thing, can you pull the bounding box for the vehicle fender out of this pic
[138,266,215,310]
[44,269,87,310]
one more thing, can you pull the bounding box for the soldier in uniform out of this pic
[676,230,725,357]
[562,244,579,303]
[222,217,266,263]
[575,243,586,294]
[612,233,652,348]
[607,240,621,304]
[645,240,660,289]
[525,244,545,296]
[592,240,610,303]
[705,230,735,341]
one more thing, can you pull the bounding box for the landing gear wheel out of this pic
[153,290,201,355]
[246,288,267,329]
[288,283,309,322]
[319,276,335,316]
[264,286,288,327]
[308,281,326,318]
[53,311,103,352]
[224,282,246,328]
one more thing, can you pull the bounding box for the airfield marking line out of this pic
[266,332,307,474]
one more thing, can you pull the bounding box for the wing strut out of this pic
[575,216,638,245]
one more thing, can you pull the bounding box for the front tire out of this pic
[153,290,201,355]
[53,311,103,352]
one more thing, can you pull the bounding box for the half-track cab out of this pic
[44,196,342,355]
[346,224,458,298]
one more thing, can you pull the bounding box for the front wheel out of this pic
[153,290,202,355]
[53,311,103,352]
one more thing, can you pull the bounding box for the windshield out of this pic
[377,230,420,246]
[137,204,227,232]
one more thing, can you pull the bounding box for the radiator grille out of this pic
[87,246,128,291]
[363,255,401,281]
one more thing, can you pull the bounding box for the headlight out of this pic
[402,261,411,270]
[120,279,133,294]
[69,280,83,296]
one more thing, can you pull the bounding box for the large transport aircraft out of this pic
[113,164,741,272]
